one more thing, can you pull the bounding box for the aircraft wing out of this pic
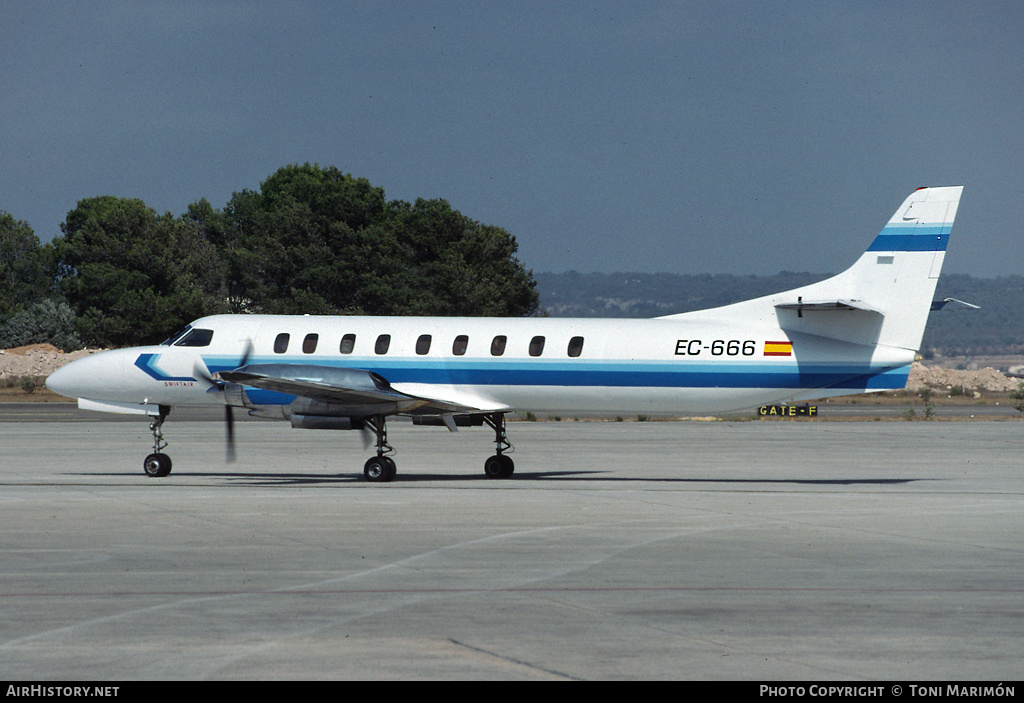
[216,363,502,416]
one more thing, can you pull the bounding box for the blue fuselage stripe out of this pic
[203,356,910,405]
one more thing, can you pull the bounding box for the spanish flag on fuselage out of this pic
[763,340,793,357]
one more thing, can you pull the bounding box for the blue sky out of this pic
[3,1,1022,276]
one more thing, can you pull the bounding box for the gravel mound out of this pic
[907,361,1022,392]
[0,344,102,385]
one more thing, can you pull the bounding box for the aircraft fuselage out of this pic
[47,313,913,418]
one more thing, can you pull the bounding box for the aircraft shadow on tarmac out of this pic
[74,470,932,487]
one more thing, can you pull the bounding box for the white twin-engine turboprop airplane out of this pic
[46,186,963,482]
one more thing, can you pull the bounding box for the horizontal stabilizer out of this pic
[930,297,980,311]
[775,299,881,314]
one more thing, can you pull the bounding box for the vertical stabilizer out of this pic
[667,186,963,353]
[854,185,962,350]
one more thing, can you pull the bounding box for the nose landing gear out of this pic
[143,406,172,477]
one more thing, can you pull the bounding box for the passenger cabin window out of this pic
[491,335,507,356]
[453,335,469,356]
[568,336,585,358]
[375,334,391,355]
[529,336,545,357]
[302,333,318,354]
[274,333,290,354]
[175,328,214,347]
[416,334,432,355]
[340,334,356,354]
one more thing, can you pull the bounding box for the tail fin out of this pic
[668,186,963,352]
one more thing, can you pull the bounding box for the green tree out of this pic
[382,197,540,316]
[0,299,82,351]
[51,196,222,346]
[196,164,538,317]
[194,164,389,315]
[0,211,50,318]
[1011,382,1024,415]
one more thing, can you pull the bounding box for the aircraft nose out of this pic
[45,350,128,400]
[44,358,82,398]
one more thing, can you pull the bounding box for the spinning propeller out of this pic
[192,340,253,463]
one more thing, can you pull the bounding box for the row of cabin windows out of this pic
[160,326,585,358]
[273,332,585,358]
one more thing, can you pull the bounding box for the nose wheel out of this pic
[144,406,172,477]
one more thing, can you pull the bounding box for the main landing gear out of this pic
[362,414,396,483]
[361,412,514,482]
[143,406,172,477]
[482,412,515,479]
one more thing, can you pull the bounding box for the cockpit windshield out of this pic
[160,325,192,346]
[159,325,214,347]
[175,328,214,347]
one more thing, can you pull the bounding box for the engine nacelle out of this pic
[412,414,485,427]
[290,415,367,431]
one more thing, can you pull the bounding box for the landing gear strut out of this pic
[483,412,514,478]
[363,414,396,482]
[143,405,172,477]
[360,412,515,481]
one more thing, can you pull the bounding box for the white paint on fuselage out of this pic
[47,313,913,417]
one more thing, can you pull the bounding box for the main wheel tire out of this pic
[484,454,514,479]
[364,456,396,482]
[382,456,397,482]
[144,453,172,478]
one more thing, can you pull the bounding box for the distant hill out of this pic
[534,272,1024,356]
